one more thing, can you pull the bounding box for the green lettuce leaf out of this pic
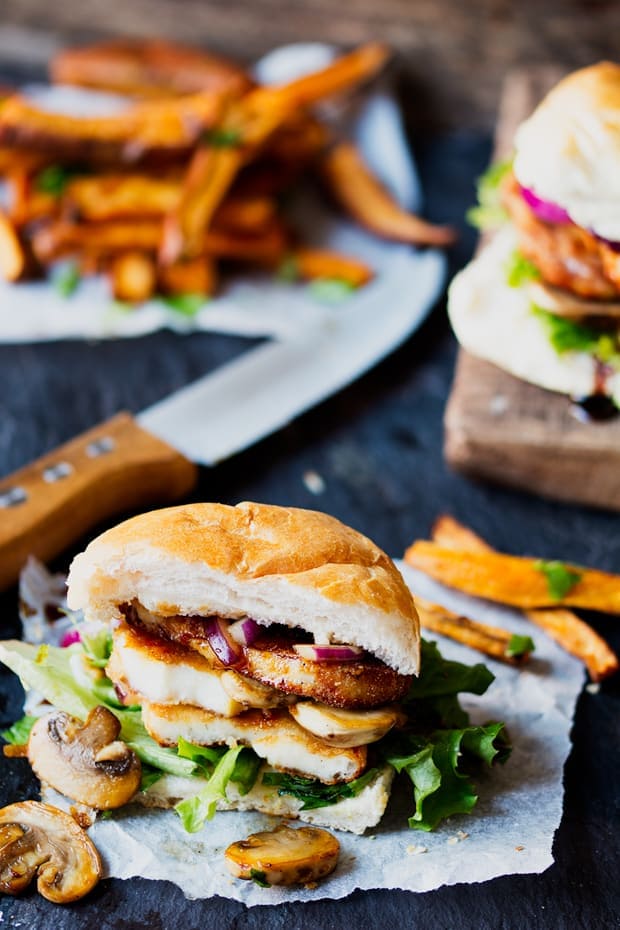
[381,722,509,831]
[80,627,114,668]
[176,738,261,795]
[175,745,245,832]
[504,250,540,288]
[406,639,495,701]
[466,158,512,231]
[261,767,379,811]
[532,306,620,369]
[1,714,37,745]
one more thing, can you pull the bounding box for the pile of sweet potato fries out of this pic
[405,516,618,681]
[0,39,454,306]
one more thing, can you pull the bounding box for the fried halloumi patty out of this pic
[123,605,412,710]
[141,702,367,784]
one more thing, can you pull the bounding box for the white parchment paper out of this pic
[42,561,583,905]
[0,45,440,345]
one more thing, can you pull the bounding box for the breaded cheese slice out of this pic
[138,765,395,835]
[107,623,244,717]
[141,701,367,784]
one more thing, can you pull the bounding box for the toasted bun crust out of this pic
[67,502,420,675]
[514,62,620,240]
[137,765,395,835]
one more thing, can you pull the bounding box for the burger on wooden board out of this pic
[449,62,620,415]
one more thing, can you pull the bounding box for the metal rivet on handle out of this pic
[0,486,28,508]
[43,462,73,483]
[86,437,115,458]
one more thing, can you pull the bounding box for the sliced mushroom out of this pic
[28,705,141,809]
[0,801,101,903]
[289,701,400,747]
[225,824,340,886]
[220,669,292,709]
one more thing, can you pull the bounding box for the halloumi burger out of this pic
[64,501,420,834]
[450,62,620,412]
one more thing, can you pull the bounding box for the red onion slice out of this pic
[203,617,242,666]
[293,643,364,662]
[228,617,262,646]
[520,185,571,225]
[60,629,81,648]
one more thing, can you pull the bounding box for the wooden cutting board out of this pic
[444,67,620,511]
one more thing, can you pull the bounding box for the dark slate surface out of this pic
[1,132,619,929]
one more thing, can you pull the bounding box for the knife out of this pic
[0,247,444,590]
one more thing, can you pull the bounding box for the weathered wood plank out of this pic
[1,2,620,130]
[444,66,620,511]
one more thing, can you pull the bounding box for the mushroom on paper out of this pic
[28,705,141,809]
[0,801,101,903]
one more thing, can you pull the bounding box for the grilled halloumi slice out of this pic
[107,624,244,717]
[141,701,367,784]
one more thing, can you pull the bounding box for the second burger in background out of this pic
[449,62,620,412]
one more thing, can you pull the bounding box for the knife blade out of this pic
[0,247,444,590]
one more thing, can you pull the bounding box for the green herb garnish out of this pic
[534,560,583,601]
[276,255,299,282]
[506,634,535,659]
[250,869,270,888]
[53,263,81,298]
[262,767,379,811]
[466,158,512,231]
[308,278,356,304]
[35,165,81,197]
[159,293,208,317]
[1,715,37,746]
[203,128,243,148]
[504,249,540,288]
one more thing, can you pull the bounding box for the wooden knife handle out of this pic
[0,412,198,591]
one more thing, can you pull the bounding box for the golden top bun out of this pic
[67,502,420,675]
[514,62,620,240]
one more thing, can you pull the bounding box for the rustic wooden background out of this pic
[1,0,619,129]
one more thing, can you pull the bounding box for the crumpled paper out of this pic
[39,561,584,905]
[0,44,440,344]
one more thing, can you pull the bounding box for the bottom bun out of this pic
[448,226,620,405]
[137,765,394,835]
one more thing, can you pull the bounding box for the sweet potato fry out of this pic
[429,515,619,681]
[7,172,58,226]
[405,541,620,613]
[160,145,243,263]
[321,142,456,246]
[159,255,216,297]
[214,196,277,234]
[109,250,156,303]
[0,210,35,281]
[292,248,373,287]
[267,42,390,108]
[0,147,48,178]
[414,596,533,665]
[65,174,181,221]
[32,219,162,263]
[0,92,224,166]
[51,39,252,99]
[204,224,289,265]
